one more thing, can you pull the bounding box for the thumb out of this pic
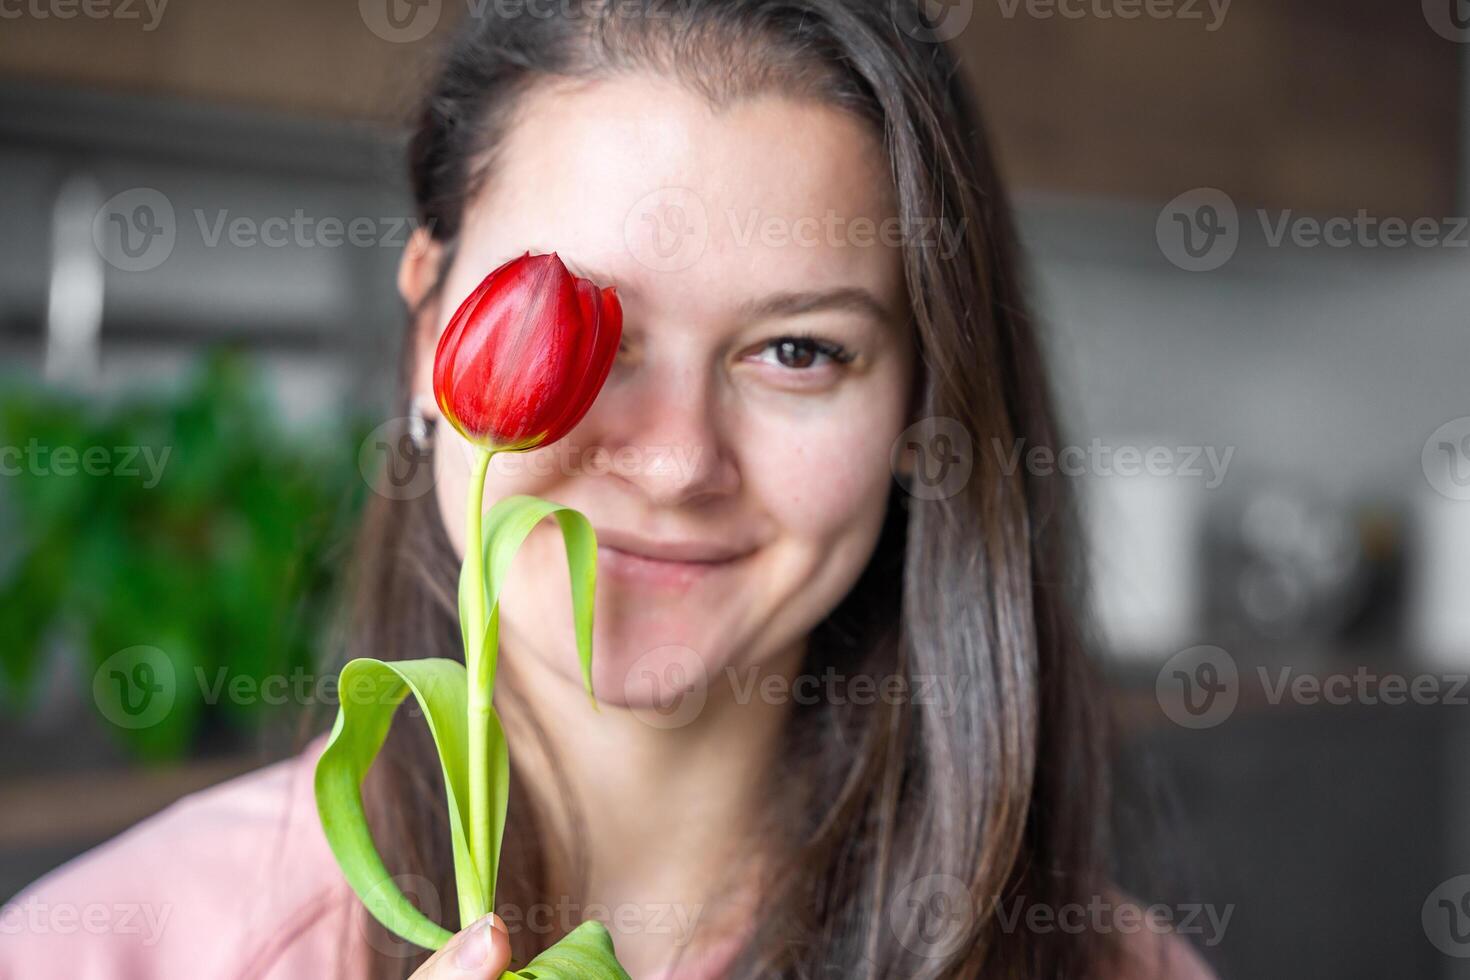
[415,914,512,978]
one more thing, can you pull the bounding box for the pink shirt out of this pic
[1,737,367,979]
[0,737,743,980]
[2,738,1213,980]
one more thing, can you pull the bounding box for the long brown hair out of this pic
[337,0,1118,976]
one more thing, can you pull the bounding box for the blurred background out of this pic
[1,2,1468,977]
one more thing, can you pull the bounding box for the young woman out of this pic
[4,0,1215,977]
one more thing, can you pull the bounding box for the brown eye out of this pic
[761,335,855,370]
[775,338,817,368]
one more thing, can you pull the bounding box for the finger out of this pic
[414,914,511,978]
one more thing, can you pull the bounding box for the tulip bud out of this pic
[433,251,622,452]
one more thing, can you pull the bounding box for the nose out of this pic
[588,355,740,508]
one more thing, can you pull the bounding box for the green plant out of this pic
[314,252,630,977]
[0,350,363,759]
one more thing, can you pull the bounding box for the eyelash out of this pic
[615,333,858,372]
[760,332,857,369]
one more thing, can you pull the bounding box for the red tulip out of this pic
[433,251,622,452]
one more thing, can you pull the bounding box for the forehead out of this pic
[454,74,905,325]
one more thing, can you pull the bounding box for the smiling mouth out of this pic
[594,531,755,591]
[597,546,750,591]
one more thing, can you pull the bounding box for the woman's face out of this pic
[405,74,914,711]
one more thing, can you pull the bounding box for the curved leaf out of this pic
[509,920,632,979]
[313,657,508,947]
[467,494,599,704]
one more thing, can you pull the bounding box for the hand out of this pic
[409,914,512,979]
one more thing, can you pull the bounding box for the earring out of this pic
[408,395,435,451]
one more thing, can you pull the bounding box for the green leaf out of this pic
[475,495,599,703]
[508,920,633,979]
[314,657,509,948]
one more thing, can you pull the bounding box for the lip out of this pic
[595,528,755,591]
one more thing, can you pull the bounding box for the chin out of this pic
[517,627,724,727]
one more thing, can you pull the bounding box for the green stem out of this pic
[463,447,494,919]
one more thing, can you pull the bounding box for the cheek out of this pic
[738,388,905,538]
[481,444,576,500]
[723,393,901,669]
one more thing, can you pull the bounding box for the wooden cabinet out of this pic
[956,0,1461,214]
[0,1,1459,213]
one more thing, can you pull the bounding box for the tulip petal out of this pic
[432,251,623,453]
[545,281,622,446]
[536,276,605,446]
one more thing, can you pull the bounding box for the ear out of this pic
[399,226,447,411]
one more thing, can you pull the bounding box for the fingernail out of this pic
[453,915,496,970]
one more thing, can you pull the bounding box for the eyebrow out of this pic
[738,286,893,326]
[562,258,894,328]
